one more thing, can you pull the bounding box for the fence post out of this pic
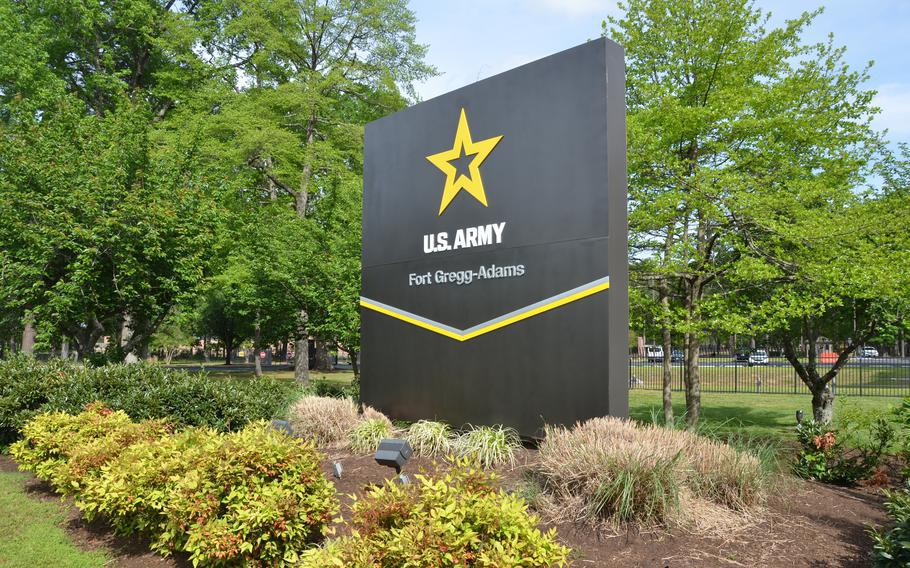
[859,361,863,397]
[734,359,738,393]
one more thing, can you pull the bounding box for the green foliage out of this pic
[12,407,338,566]
[869,480,910,567]
[793,419,893,485]
[406,420,453,458]
[300,459,569,567]
[455,425,521,469]
[306,379,359,400]
[348,418,392,453]
[607,0,902,427]
[0,358,296,443]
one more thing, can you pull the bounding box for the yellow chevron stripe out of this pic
[360,279,609,341]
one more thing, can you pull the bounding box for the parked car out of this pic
[861,346,879,357]
[670,349,684,362]
[735,352,750,364]
[645,345,664,363]
[748,349,769,366]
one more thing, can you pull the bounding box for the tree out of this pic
[607,0,884,428]
[0,98,219,360]
[733,147,910,422]
[195,271,255,366]
[0,0,226,358]
[194,0,434,383]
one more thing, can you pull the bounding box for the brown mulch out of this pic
[0,449,895,567]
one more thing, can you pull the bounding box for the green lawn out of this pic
[0,471,108,568]
[629,389,900,441]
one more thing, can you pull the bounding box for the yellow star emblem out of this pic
[426,108,503,215]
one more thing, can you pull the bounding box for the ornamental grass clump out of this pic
[288,396,362,447]
[405,420,453,457]
[349,417,393,453]
[455,424,521,468]
[536,417,768,529]
[299,458,570,567]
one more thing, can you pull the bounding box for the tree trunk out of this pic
[660,320,674,427]
[313,340,332,371]
[254,313,263,378]
[811,384,835,423]
[294,324,310,384]
[684,331,701,430]
[350,349,359,380]
[203,336,210,363]
[121,314,139,363]
[291,116,316,385]
[60,339,69,359]
[21,316,36,355]
[224,335,233,365]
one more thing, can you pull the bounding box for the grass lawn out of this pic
[0,470,108,568]
[628,390,900,441]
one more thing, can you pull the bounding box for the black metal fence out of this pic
[629,354,910,398]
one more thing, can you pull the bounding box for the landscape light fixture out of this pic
[269,419,293,436]
[332,462,343,479]
[374,439,412,483]
[796,410,804,425]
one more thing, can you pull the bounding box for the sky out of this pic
[409,0,910,145]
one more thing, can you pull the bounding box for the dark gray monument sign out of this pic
[361,38,627,435]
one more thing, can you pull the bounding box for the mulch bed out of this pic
[0,449,895,567]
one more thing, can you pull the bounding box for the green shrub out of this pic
[13,408,338,566]
[406,420,453,458]
[793,419,893,485]
[869,480,910,567]
[349,417,392,453]
[0,358,297,442]
[305,379,359,400]
[0,356,74,443]
[299,459,570,567]
[455,424,520,468]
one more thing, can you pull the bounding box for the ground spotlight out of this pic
[374,439,412,482]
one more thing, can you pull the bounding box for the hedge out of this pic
[0,356,297,443]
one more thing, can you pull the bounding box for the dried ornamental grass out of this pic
[287,396,361,447]
[287,396,392,450]
[537,417,768,528]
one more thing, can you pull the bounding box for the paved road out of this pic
[630,357,910,368]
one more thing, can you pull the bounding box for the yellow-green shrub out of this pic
[300,459,569,567]
[13,408,339,567]
[10,402,170,493]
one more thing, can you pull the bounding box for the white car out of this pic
[861,346,879,357]
[748,350,769,366]
[645,345,664,363]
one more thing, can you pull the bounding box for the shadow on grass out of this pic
[23,477,191,567]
